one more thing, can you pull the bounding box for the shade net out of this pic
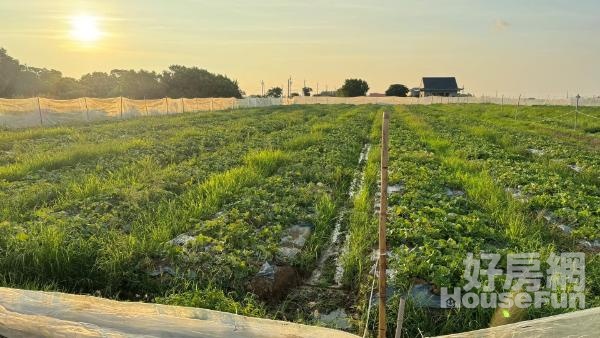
[0,97,239,128]
[1,95,598,129]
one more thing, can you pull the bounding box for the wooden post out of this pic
[394,298,406,338]
[575,94,580,130]
[378,111,390,338]
[210,98,214,111]
[36,97,43,126]
[144,97,148,116]
[120,96,123,118]
[84,97,89,121]
[165,97,169,115]
[514,94,521,120]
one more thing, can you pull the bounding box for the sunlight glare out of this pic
[70,15,102,43]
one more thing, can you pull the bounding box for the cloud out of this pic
[494,19,510,31]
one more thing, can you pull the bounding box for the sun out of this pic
[69,15,102,43]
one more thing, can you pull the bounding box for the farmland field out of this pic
[0,103,599,337]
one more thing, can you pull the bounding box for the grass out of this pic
[0,104,378,328]
[361,104,600,337]
[1,103,598,337]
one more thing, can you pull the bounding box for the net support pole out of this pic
[515,94,521,120]
[165,97,169,115]
[84,97,89,121]
[210,98,214,112]
[575,94,580,130]
[181,98,185,114]
[120,96,123,119]
[394,298,406,338]
[144,97,148,116]
[378,111,390,338]
[36,97,43,126]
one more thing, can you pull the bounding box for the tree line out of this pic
[0,48,243,99]
[262,79,410,98]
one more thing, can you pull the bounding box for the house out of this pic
[420,77,462,97]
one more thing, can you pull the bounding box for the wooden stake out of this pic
[181,98,185,114]
[165,97,169,115]
[378,111,390,338]
[144,97,148,116]
[36,97,43,126]
[575,94,581,130]
[394,298,406,338]
[120,96,123,118]
[84,97,89,121]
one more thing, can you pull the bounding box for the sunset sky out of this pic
[1,0,599,97]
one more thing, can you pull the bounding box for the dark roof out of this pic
[422,77,459,91]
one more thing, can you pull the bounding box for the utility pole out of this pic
[378,111,390,338]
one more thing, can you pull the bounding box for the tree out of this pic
[80,72,118,98]
[0,48,20,97]
[111,69,164,99]
[52,77,85,99]
[302,87,312,97]
[266,87,283,98]
[0,48,244,99]
[161,65,242,99]
[385,84,409,97]
[340,79,369,97]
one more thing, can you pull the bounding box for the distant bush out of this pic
[584,126,600,134]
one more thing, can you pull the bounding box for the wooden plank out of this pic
[437,307,600,338]
[0,287,359,338]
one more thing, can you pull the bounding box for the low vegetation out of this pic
[0,103,598,337]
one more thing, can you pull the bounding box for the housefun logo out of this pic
[441,252,585,309]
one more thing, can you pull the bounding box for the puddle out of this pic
[408,283,442,308]
[316,308,351,330]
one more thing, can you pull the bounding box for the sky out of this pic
[1,0,599,97]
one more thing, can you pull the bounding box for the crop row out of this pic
[351,104,599,337]
[0,105,379,318]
